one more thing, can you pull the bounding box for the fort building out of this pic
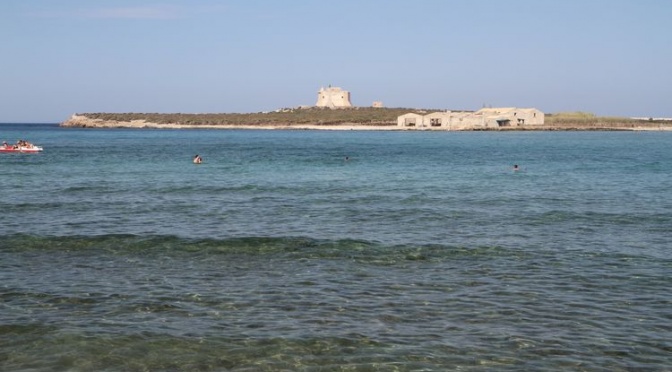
[316,86,352,108]
[398,107,544,130]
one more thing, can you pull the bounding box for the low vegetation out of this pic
[77,107,443,126]
[543,112,670,130]
[72,108,671,130]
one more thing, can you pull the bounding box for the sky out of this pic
[1,0,671,122]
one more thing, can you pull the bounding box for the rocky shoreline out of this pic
[60,114,672,131]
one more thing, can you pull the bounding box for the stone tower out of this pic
[315,86,352,108]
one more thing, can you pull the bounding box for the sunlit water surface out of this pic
[1,124,670,371]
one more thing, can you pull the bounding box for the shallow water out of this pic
[1,124,671,370]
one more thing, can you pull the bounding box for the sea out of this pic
[1,123,670,371]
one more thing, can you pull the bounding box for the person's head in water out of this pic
[513,164,519,171]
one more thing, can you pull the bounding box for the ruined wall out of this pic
[396,108,545,130]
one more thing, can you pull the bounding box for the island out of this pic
[60,108,672,131]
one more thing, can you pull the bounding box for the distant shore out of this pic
[59,120,672,132]
[60,110,672,131]
[59,115,397,131]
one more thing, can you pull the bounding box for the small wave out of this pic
[62,185,115,193]
[526,210,672,227]
[0,233,539,263]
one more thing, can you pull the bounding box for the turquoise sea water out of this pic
[1,124,670,371]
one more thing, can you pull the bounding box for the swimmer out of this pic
[193,155,202,164]
[513,164,519,171]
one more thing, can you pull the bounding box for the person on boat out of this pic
[193,155,202,164]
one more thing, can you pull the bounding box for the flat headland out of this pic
[60,108,672,131]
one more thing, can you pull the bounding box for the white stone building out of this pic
[315,86,352,108]
[474,108,545,127]
[397,113,425,127]
[397,108,545,130]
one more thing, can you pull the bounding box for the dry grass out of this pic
[543,112,671,129]
[73,109,672,130]
[77,107,443,126]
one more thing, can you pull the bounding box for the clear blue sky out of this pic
[1,0,670,122]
